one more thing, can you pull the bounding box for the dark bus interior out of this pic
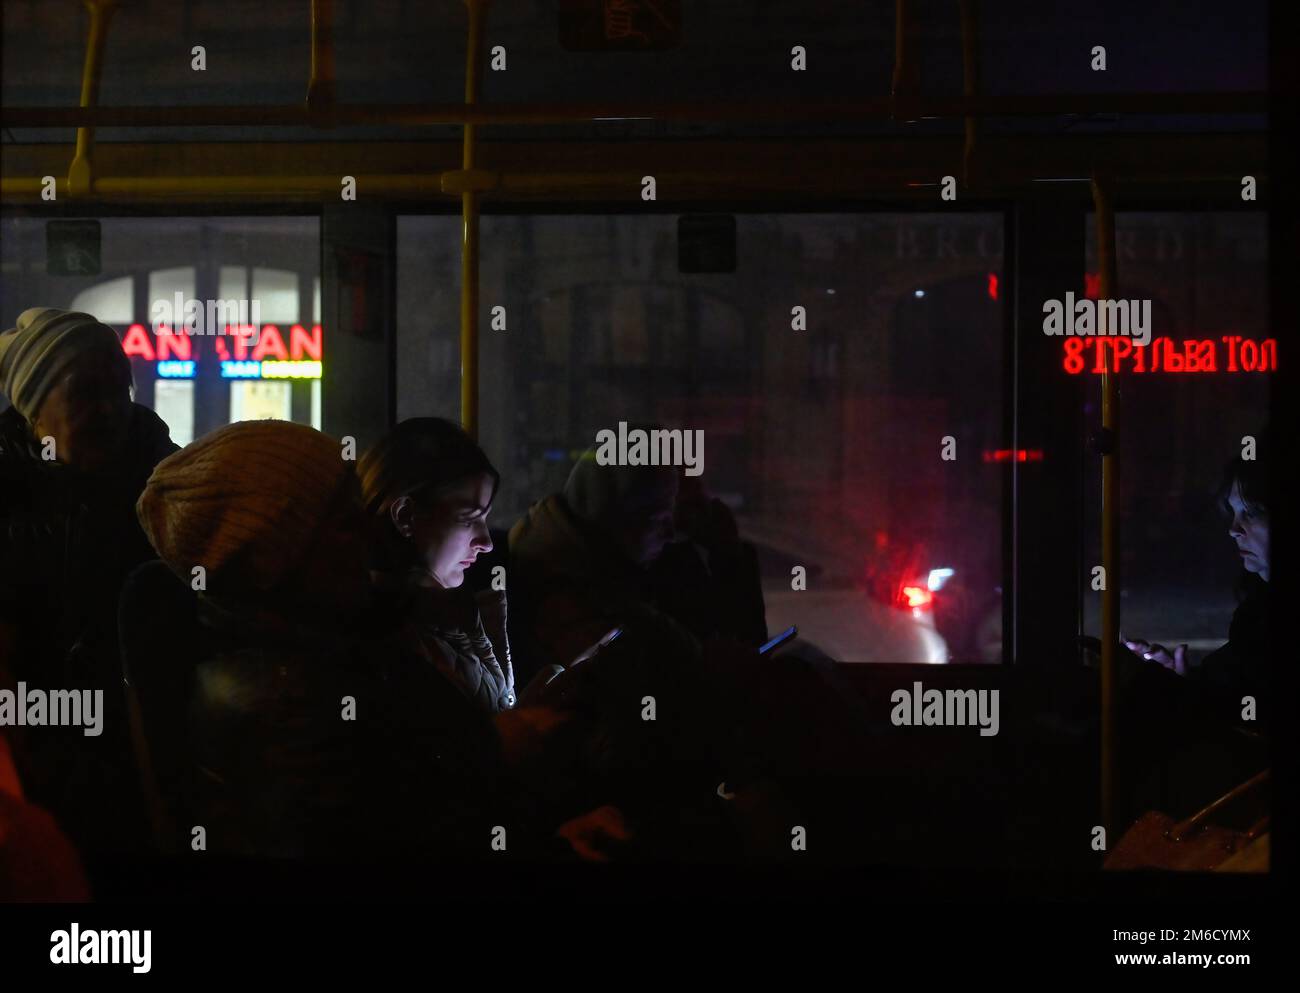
[0,0,1288,910]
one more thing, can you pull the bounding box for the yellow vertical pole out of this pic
[1092,175,1120,840]
[307,0,337,117]
[67,0,119,196]
[461,0,488,438]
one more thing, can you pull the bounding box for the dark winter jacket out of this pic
[147,592,513,859]
[374,572,516,715]
[1191,582,1270,724]
[649,536,768,649]
[0,402,176,852]
[509,494,701,677]
[507,495,735,834]
[0,402,178,682]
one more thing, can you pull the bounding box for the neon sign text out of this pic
[120,324,322,363]
[221,361,262,379]
[261,361,323,379]
[1063,336,1277,374]
[155,360,195,378]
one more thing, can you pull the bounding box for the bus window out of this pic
[1081,212,1270,664]
[0,215,321,440]
[397,211,1006,663]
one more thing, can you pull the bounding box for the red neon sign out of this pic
[120,324,323,363]
[1062,336,1277,374]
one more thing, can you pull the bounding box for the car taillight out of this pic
[900,584,933,610]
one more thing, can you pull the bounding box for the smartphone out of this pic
[569,626,624,667]
[759,625,797,656]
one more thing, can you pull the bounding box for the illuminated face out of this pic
[393,472,495,590]
[31,354,133,471]
[1226,481,1269,582]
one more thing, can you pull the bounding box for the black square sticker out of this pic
[46,220,102,276]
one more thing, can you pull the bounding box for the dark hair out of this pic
[357,418,500,517]
[1216,428,1270,519]
[1215,428,1270,600]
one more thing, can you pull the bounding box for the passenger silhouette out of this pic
[0,307,177,854]
[133,420,505,857]
[1123,435,1271,721]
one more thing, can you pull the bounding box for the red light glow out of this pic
[982,449,1044,463]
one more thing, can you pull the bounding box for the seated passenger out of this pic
[507,448,751,853]
[1110,438,1271,823]
[134,420,506,858]
[1123,439,1271,722]
[509,447,685,684]
[357,418,516,714]
[0,307,177,853]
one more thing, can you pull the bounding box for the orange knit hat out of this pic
[137,420,353,597]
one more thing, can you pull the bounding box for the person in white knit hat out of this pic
[0,307,136,470]
[1,307,177,856]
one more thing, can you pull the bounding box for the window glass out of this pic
[147,266,196,321]
[219,266,248,302]
[153,380,195,446]
[230,380,292,423]
[0,216,320,444]
[70,276,133,324]
[251,267,300,323]
[395,215,462,424]
[398,211,1006,663]
[1081,212,1270,659]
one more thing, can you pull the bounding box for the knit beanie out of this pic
[137,420,354,597]
[0,308,129,420]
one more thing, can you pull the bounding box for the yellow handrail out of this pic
[66,0,119,197]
